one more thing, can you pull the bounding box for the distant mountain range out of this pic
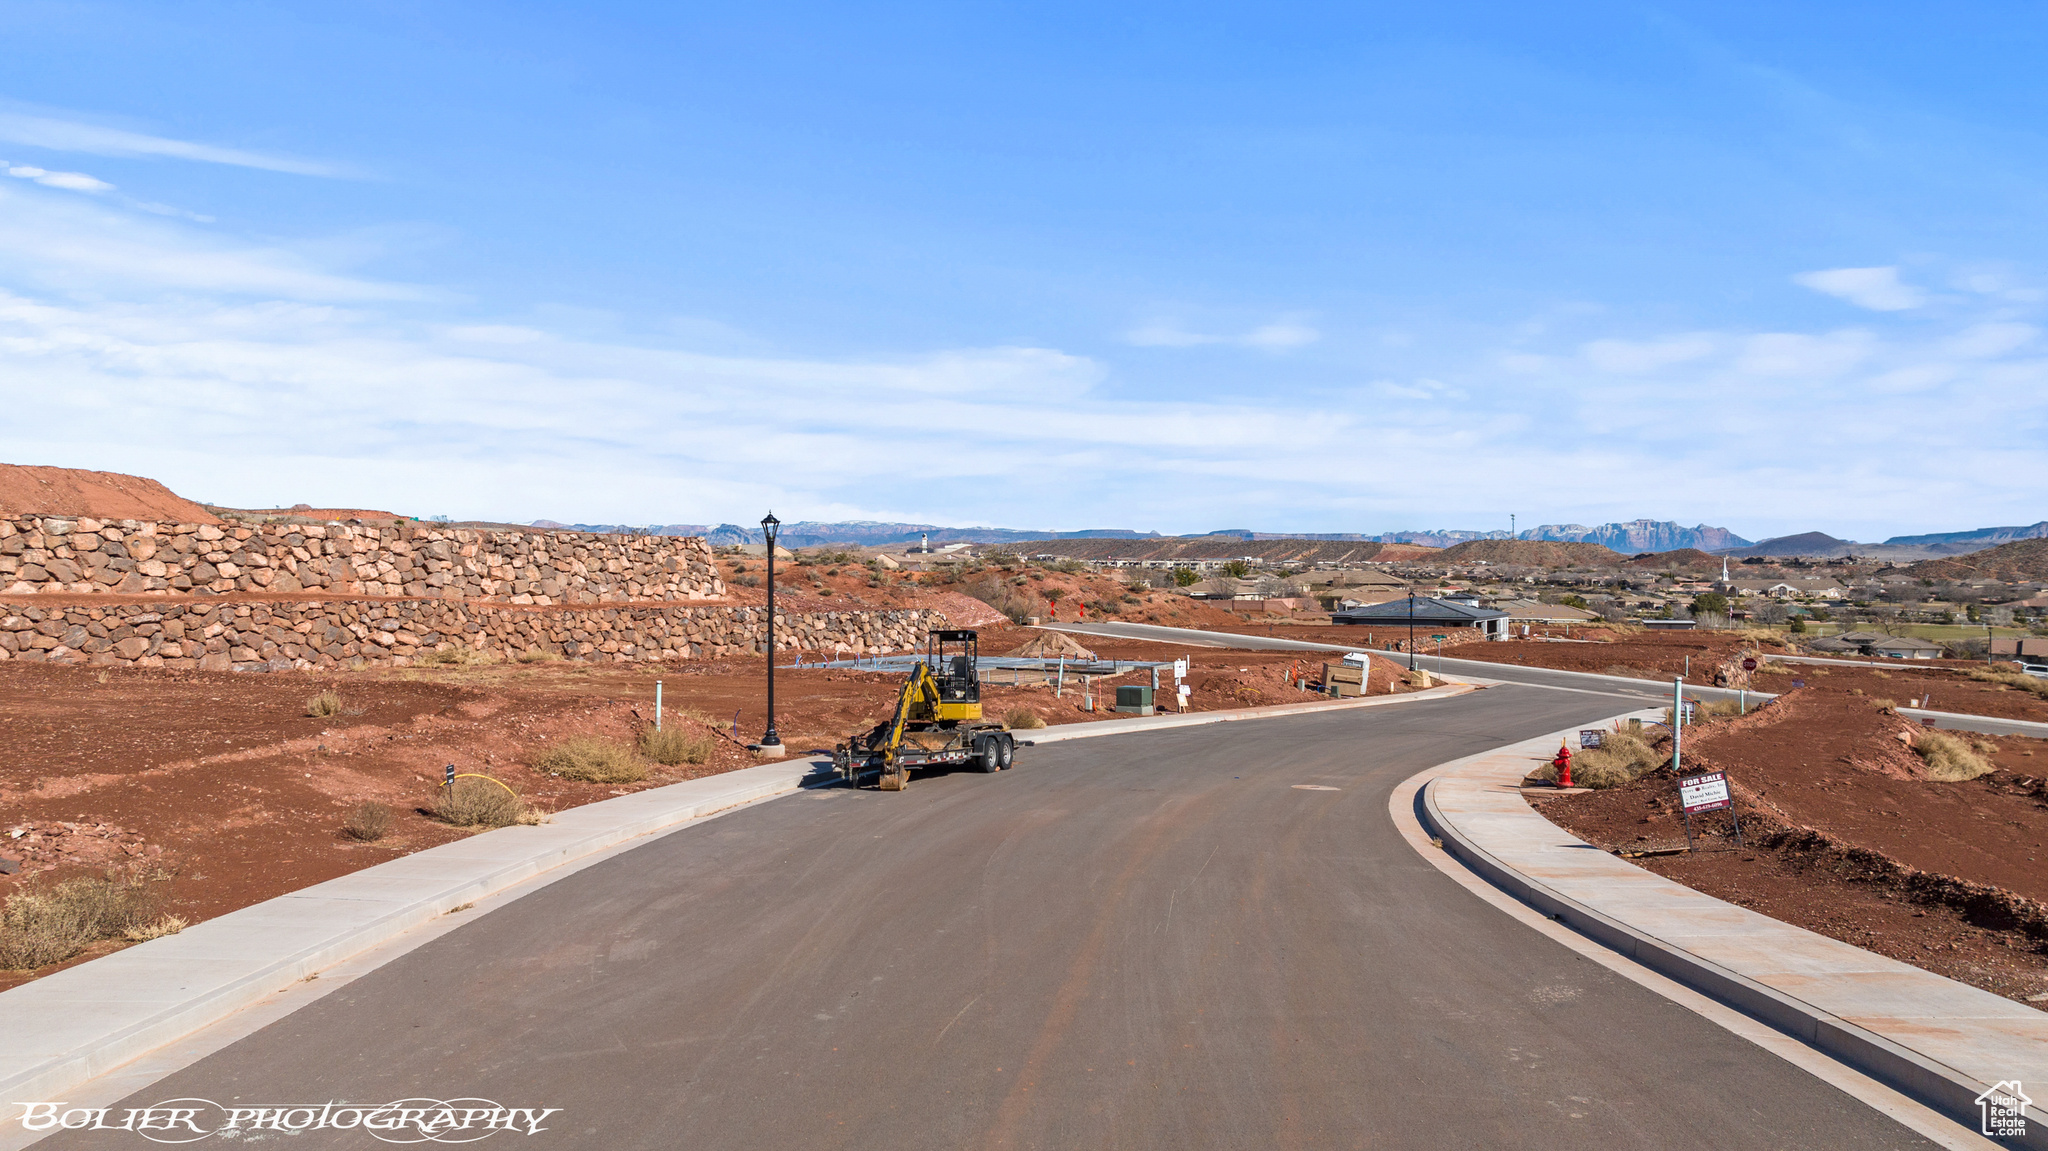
[519,516,2046,563]
[1715,522,2048,560]
[1883,522,2048,550]
[1360,520,1751,552]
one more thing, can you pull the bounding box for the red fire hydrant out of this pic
[1552,740,1574,789]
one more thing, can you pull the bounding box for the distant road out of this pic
[1037,621,1725,704]
[1039,621,2046,738]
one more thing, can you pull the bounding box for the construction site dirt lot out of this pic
[0,622,1424,988]
[1533,686,2048,1006]
[1219,621,2048,723]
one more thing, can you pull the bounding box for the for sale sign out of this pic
[1679,771,1732,814]
[1579,730,1605,750]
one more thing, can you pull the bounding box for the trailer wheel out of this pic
[997,736,1014,769]
[976,739,1000,773]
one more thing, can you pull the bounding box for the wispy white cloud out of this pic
[1733,330,1874,376]
[1125,317,1320,350]
[1793,265,1927,311]
[0,182,423,301]
[1944,322,2037,359]
[1582,334,1716,373]
[5,164,114,192]
[0,110,345,177]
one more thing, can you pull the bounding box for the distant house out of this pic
[1868,635,1944,660]
[1805,636,1860,654]
[1330,596,1510,640]
[1493,599,1601,623]
[1180,578,1264,602]
[1317,588,1407,611]
[1720,578,1847,599]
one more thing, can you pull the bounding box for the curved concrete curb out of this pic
[0,680,1475,1115]
[1024,680,1473,743]
[1417,723,2048,1148]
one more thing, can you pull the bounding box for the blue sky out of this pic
[1,2,2044,540]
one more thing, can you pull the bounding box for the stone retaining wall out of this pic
[0,515,725,604]
[0,600,945,671]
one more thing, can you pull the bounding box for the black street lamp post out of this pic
[758,512,784,755]
[1407,591,1417,671]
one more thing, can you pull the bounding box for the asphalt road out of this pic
[36,687,1932,1150]
[1041,621,1726,704]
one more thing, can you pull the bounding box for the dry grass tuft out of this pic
[125,915,187,942]
[1965,667,2048,699]
[305,690,343,717]
[417,646,499,668]
[431,777,535,828]
[1003,707,1047,730]
[1915,729,1995,781]
[640,724,716,766]
[1570,729,1666,789]
[344,801,393,842]
[534,736,649,783]
[516,646,563,664]
[0,872,164,970]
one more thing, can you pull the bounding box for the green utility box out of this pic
[1115,685,1154,716]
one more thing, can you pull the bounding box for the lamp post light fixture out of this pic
[1407,591,1417,672]
[757,512,784,755]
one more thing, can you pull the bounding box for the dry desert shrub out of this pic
[640,724,716,766]
[0,872,169,970]
[1003,707,1047,730]
[431,777,535,828]
[534,736,649,783]
[959,575,1042,625]
[305,690,343,718]
[344,801,393,842]
[1965,667,2048,699]
[1567,730,1666,789]
[1915,730,1996,782]
[516,646,562,664]
[417,645,498,668]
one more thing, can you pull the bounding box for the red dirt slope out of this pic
[1540,689,2048,1003]
[0,464,220,523]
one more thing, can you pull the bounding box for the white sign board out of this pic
[1177,683,1191,698]
[1174,658,1189,680]
[1679,771,1732,814]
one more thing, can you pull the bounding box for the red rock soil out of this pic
[1216,620,2048,724]
[0,464,221,524]
[1533,686,2048,1006]
[0,557,1427,989]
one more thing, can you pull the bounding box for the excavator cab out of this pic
[926,630,982,713]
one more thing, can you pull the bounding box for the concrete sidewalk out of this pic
[0,757,833,1107]
[0,681,1473,1113]
[1419,723,2048,1148]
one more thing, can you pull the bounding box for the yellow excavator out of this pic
[835,629,1017,790]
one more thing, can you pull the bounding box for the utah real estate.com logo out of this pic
[1978,1080,2030,1140]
